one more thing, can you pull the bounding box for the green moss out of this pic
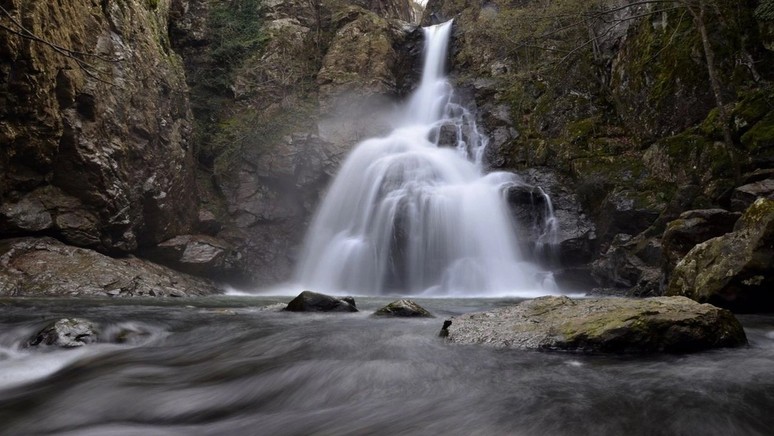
[566,117,599,144]
[740,111,774,152]
[756,0,774,22]
[212,99,317,176]
[738,198,774,230]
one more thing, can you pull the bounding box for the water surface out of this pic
[1,297,773,435]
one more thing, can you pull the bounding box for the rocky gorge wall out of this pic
[422,0,774,305]
[0,0,420,292]
[1,0,773,307]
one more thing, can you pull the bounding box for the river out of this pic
[1,296,773,435]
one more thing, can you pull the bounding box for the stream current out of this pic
[1,297,774,435]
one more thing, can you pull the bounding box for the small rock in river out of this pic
[27,318,100,348]
[374,299,434,318]
[285,290,358,312]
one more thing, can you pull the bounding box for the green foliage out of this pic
[207,0,268,93]
[755,0,774,21]
[211,98,317,176]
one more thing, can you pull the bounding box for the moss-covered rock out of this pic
[662,209,741,280]
[0,0,198,253]
[441,296,747,353]
[666,198,774,312]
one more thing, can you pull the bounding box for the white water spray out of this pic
[294,21,558,296]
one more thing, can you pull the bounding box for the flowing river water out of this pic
[1,297,773,435]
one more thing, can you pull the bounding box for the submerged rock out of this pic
[374,299,434,317]
[441,296,746,353]
[285,291,358,312]
[667,198,774,312]
[27,318,99,348]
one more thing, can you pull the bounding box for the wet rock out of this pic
[143,234,234,278]
[730,178,774,212]
[0,237,221,297]
[509,169,597,266]
[667,198,774,312]
[598,189,662,241]
[428,123,461,148]
[591,233,662,297]
[196,210,222,235]
[662,209,740,279]
[374,299,434,317]
[27,318,99,348]
[441,296,746,353]
[285,291,358,312]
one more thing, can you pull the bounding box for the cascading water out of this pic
[295,21,558,297]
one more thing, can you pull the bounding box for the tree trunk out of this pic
[691,1,740,182]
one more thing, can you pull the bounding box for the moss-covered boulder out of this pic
[662,209,741,279]
[667,198,774,312]
[441,296,747,353]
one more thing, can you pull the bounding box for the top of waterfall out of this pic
[404,19,454,126]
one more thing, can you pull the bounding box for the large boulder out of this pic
[667,198,774,312]
[285,291,358,312]
[662,209,740,279]
[374,299,434,317]
[0,237,221,297]
[27,318,99,348]
[441,296,746,353]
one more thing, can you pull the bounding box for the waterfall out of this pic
[294,21,558,297]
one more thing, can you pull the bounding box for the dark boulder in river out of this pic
[285,291,358,313]
[27,318,99,348]
[374,299,434,317]
[441,296,746,353]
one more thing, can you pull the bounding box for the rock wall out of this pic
[169,0,419,286]
[422,0,774,296]
[0,0,198,254]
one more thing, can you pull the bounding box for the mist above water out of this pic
[295,21,557,297]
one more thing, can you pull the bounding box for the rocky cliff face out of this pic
[2,0,771,298]
[422,0,774,296]
[0,0,418,291]
[169,0,419,286]
[0,0,198,254]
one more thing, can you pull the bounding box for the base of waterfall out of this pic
[441,296,747,353]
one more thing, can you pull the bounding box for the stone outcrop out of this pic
[0,237,220,297]
[591,233,663,297]
[0,0,198,254]
[441,296,747,353]
[662,209,740,279]
[374,299,434,317]
[285,290,358,312]
[141,234,237,279]
[667,198,774,312]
